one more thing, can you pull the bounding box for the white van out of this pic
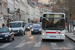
[9,21,25,35]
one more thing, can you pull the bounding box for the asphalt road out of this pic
[0,31,75,50]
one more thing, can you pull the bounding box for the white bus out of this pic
[42,12,66,41]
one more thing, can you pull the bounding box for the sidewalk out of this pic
[65,30,75,42]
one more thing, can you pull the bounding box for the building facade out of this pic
[8,0,14,23]
[28,0,41,22]
[34,5,40,21]
[20,0,28,23]
[0,0,8,26]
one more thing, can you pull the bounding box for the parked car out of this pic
[0,28,14,41]
[25,24,30,31]
[31,24,42,34]
[9,21,25,35]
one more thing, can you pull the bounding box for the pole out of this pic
[14,0,15,21]
[70,14,72,32]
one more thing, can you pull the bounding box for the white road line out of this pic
[15,40,26,48]
[51,43,58,49]
[21,40,25,43]
[51,43,74,49]
[33,41,41,47]
[15,43,26,48]
[62,47,73,49]
[0,43,11,48]
[67,43,74,49]
[20,37,24,39]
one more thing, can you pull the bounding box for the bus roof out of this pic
[43,12,65,15]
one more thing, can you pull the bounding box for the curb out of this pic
[65,34,75,42]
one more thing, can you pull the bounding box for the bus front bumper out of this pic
[42,35,65,40]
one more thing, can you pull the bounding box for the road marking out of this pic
[33,41,41,47]
[20,37,24,39]
[67,43,74,49]
[15,40,26,48]
[51,43,58,49]
[21,40,25,43]
[0,43,11,48]
[51,43,74,49]
[15,43,26,48]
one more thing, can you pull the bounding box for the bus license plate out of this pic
[50,36,56,38]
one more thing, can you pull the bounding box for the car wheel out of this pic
[12,37,14,40]
[8,38,11,42]
[39,33,41,34]
[25,30,27,31]
[31,33,33,35]
[24,32,25,35]
[21,33,24,36]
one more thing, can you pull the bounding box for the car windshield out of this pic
[0,28,9,33]
[29,23,32,25]
[25,24,30,27]
[32,25,41,28]
[10,22,21,28]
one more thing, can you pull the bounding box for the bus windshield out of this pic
[42,18,65,30]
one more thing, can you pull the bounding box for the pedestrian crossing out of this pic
[50,43,74,49]
[0,43,11,48]
[0,41,75,50]
[33,41,41,47]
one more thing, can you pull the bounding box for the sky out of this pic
[38,0,49,4]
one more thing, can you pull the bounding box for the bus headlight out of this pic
[61,34,65,36]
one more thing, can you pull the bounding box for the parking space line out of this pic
[33,41,41,47]
[0,43,11,48]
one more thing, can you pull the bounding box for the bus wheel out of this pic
[61,40,64,42]
[42,39,45,41]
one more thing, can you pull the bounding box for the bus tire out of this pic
[61,40,64,41]
[42,39,45,41]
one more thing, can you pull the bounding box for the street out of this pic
[0,31,75,50]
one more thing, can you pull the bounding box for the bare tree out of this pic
[52,0,75,32]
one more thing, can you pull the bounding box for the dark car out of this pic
[0,28,14,41]
[25,24,30,31]
[28,23,33,29]
[31,24,42,34]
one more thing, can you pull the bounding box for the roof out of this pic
[43,12,65,15]
[10,21,24,23]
